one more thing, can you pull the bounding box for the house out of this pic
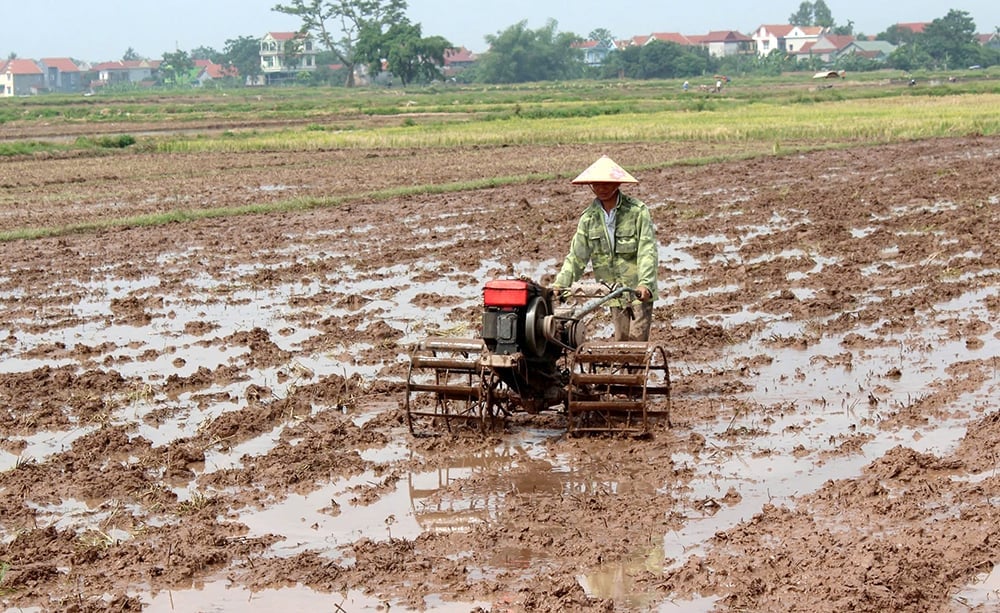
[753,25,793,56]
[39,58,82,93]
[617,35,651,49]
[794,33,855,63]
[691,30,755,58]
[193,59,238,86]
[784,26,827,54]
[571,40,613,66]
[895,22,929,35]
[443,47,478,77]
[752,24,825,56]
[258,31,317,84]
[978,32,1000,50]
[645,32,697,47]
[91,60,161,87]
[837,40,897,63]
[0,59,45,96]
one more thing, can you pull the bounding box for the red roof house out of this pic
[0,59,45,96]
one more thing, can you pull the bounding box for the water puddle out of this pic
[2,206,998,609]
[952,564,1000,609]
[237,430,559,557]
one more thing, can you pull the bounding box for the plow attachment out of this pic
[405,337,670,436]
[567,341,671,436]
[404,338,506,434]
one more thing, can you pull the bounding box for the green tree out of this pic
[474,19,583,83]
[790,1,835,29]
[160,49,195,85]
[357,19,450,86]
[877,24,918,45]
[834,50,880,72]
[600,45,638,79]
[887,41,933,71]
[588,28,614,44]
[191,46,223,62]
[272,0,407,87]
[922,9,979,69]
[223,35,264,84]
[812,0,834,28]
[832,20,855,36]
[751,49,796,76]
[122,47,142,61]
[598,41,710,80]
[789,2,814,26]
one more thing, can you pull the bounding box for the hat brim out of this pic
[571,155,638,184]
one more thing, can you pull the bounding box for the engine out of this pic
[480,278,587,361]
[481,279,547,356]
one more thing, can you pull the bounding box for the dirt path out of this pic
[0,136,998,612]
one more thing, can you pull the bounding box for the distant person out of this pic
[552,156,660,342]
[683,80,689,91]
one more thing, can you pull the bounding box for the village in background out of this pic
[2,7,999,96]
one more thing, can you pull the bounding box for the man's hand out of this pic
[634,285,652,301]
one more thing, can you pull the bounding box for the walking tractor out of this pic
[405,278,671,436]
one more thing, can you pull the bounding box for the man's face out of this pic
[589,182,621,200]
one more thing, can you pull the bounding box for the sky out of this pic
[6,0,999,62]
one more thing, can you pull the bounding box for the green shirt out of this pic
[554,192,659,306]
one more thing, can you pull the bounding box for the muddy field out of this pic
[0,134,998,612]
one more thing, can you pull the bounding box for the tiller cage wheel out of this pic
[566,341,671,436]
[405,338,504,434]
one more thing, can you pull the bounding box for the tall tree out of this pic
[602,40,709,79]
[357,19,450,86]
[877,24,918,45]
[588,28,615,44]
[886,42,933,71]
[790,1,835,28]
[122,47,142,61]
[474,19,583,84]
[272,0,407,86]
[832,20,855,36]
[812,0,834,28]
[191,46,223,63]
[160,49,195,85]
[224,35,264,84]
[921,9,979,69]
[789,2,813,26]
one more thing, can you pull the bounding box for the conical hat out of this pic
[571,155,638,184]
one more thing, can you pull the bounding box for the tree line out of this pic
[117,1,1000,88]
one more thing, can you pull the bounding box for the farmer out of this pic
[551,155,660,342]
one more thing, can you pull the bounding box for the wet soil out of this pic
[0,134,998,612]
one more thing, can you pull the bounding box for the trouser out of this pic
[611,301,653,342]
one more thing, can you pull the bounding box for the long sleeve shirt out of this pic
[554,192,660,306]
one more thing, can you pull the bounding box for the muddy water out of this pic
[3,255,996,609]
[2,136,999,610]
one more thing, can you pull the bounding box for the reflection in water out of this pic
[579,544,721,611]
[578,545,664,607]
[409,436,565,534]
[407,429,662,536]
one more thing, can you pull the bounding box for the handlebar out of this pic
[566,286,636,320]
